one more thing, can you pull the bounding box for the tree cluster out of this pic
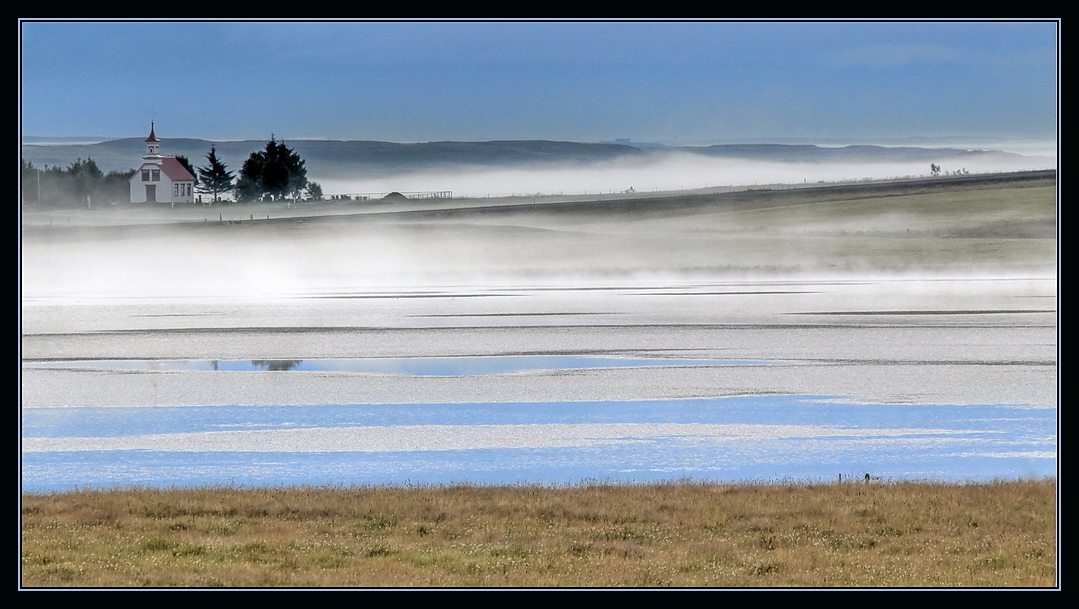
[200,139,321,203]
[21,157,135,207]
[235,136,309,202]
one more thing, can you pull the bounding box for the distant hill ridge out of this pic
[21,138,1022,177]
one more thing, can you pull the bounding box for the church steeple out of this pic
[145,121,161,156]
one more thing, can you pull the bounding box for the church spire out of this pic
[145,121,161,156]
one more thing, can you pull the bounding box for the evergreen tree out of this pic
[197,146,235,204]
[236,136,308,202]
[234,173,261,202]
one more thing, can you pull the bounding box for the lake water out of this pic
[21,356,1055,492]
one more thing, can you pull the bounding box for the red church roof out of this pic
[160,157,195,181]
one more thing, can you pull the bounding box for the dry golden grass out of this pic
[21,479,1056,588]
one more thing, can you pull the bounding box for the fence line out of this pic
[327,191,452,201]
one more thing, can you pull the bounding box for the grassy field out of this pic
[21,479,1056,588]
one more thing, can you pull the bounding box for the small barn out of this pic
[129,124,196,204]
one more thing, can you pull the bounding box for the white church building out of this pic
[129,123,196,204]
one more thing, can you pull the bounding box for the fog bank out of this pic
[316,150,1053,199]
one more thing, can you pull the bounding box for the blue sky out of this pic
[19,20,1058,144]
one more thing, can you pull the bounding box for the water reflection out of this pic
[250,360,303,371]
[23,356,776,376]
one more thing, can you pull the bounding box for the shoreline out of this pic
[22,474,1058,497]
